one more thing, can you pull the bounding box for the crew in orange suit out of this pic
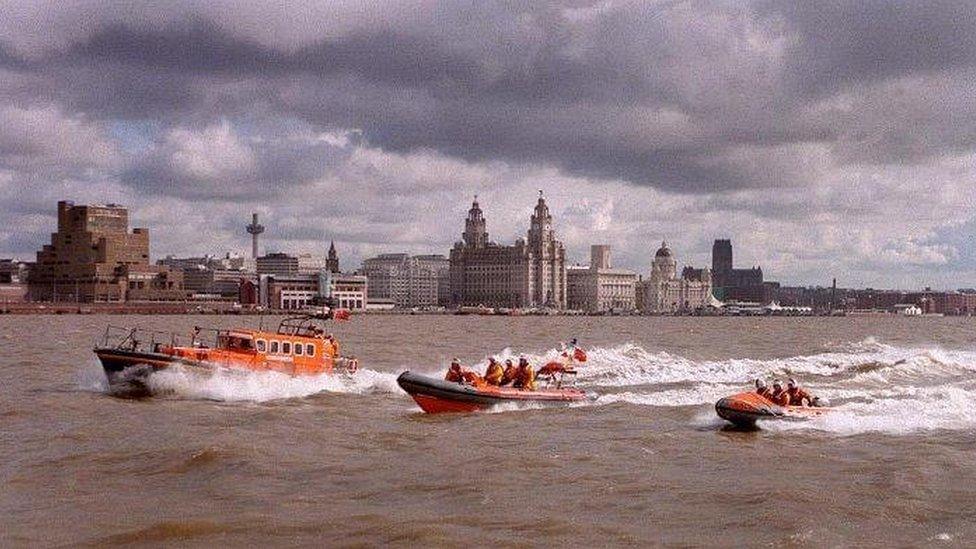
[755,378,772,399]
[445,360,465,383]
[769,379,790,406]
[513,357,537,391]
[484,357,504,386]
[500,359,518,386]
[786,378,813,406]
[446,359,482,384]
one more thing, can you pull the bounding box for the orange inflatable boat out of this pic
[397,371,591,413]
[94,313,358,390]
[715,391,832,428]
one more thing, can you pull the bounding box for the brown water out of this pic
[2,315,975,546]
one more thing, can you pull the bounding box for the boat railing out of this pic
[97,325,218,353]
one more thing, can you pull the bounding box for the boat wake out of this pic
[491,338,976,434]
[83,360,400,403]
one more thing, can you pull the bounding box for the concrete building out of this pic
[566,245,638,313]
[256,252,331,277]
[449,193,567,309]
[158,253,255,297]
[28,201,184,302]
[260,271,368,311]
[361,253,448,308]
[643,241,713,313]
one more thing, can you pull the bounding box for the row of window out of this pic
[255,339,316,357]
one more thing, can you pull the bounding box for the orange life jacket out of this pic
[771,389,790,406]
[500,365,518,386]
[484,363,504,385]
[513,365,537,391]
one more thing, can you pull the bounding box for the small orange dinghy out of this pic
[715,391,833,428]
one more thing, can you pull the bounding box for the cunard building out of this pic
[449,193,567,309]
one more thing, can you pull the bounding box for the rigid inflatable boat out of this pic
[715,391,832,428]
[397,371,590,413]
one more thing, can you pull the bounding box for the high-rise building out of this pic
[449,193,567,309]
[361,253,448,308]
[642,241,713,313]
[28,201,184,302]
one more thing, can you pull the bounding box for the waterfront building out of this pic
[448,193,567,309]
[0,259,28,283]
[711,239,763,299]
[643,241,713,313]
[157,253,256,297]
[28,201,184,302]
[361,253,448,308]
[256,252,331,277]
[259,271,367,310]
[566,245,637,313]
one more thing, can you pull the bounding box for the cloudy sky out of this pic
[1,0,974,289]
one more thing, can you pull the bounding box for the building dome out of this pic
[655,241,672,258]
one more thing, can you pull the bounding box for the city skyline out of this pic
[1,2,974,290]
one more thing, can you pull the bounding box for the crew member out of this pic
[769,379,790,406]
[484,357,504,386]
[500,359,518,386]
[569,337,587,363]
[513,357,537,391]
[445,359,464,383]
[755,378,772,399]
[786,378,813,407]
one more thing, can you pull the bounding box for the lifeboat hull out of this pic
[397,371,590,414]
[95,347,207,388]
[715,391,832,428]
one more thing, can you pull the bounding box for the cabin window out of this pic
[270,340,280,354]
[282,342,292,354]
[306,344,315,357]
[295,344,303,356]
[256,339,266,352]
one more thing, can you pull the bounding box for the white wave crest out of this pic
[144,364,400,403]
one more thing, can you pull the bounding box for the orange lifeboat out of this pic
[715,391,833,428]
[94,313,358,390]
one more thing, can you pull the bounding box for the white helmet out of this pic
[755,378,767,389]
[787,378,797,389]
[773,379,783,389]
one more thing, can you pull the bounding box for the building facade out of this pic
[566,245,637,313]
[260,272,368,310]
[28,201,184,302]
[449,194,567,309]
[158,253,255,298]
[643,241,713,313]
[361,253,448,308]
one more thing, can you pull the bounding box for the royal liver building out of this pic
[449,193,567,309]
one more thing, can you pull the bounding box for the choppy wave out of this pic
[543,338,976,434]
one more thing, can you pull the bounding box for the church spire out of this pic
[326,240,339,273]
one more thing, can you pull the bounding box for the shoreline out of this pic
[0,302,962,317]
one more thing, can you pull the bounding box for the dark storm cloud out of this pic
[3,1,970,194]
[769,0,976,95]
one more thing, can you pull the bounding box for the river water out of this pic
[2,315,975,546]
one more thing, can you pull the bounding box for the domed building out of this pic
[642,241,713,314]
